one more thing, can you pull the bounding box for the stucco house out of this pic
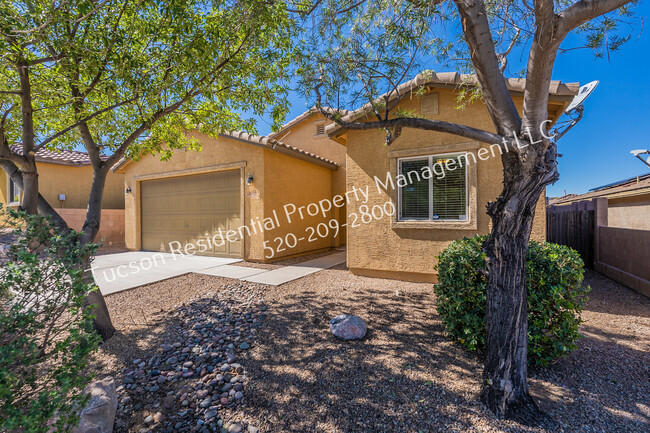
[327,72,579,282]
[114,124,346,261]
[0,147,125,245]
[113,72,579,282]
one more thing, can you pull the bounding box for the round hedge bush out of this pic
[434,235,590,367]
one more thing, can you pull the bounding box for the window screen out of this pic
[315,124,325,135]
[399,159,429,219]
[432,155,466,220]
[398,153,467,221]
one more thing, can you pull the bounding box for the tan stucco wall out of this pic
[121,133,265,257]
[0,161,124,210]
[596,226,650,297]
[120,132,337,261]
[345,88,547,281]
[607,193,650,230]
[262,150,333,259]
[276,112,347,245]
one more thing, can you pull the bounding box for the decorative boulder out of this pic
[329,314,367,340]
[71,376,118,433]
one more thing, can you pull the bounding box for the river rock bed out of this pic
[113,282,266,433]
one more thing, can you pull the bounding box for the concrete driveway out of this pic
[92,252,241,295]
[92,250,347,295]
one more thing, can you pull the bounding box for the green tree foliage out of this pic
[0,0,296,160]
[434,235,591,367]
[295,0,637,115]
[1,0,299,339]
[0,208,102,432]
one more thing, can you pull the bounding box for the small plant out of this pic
[434,235,590,367]
[0,208,101,432]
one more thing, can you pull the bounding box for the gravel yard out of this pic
[94,266,649,433]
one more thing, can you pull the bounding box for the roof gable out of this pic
[325,71,580,137]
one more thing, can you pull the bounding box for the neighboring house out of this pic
[0,148,126,245]
[549,173,650,230]
[548,173,650,296]
[114,129,344,261]
[326,72,579,282]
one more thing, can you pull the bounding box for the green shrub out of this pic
[434,235,590,367]
[0,208,101,432]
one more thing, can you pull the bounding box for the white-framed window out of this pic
[397,152,468,222]
[8,178,21,205]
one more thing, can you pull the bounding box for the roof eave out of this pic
[326,73,580,138]
[219,133,339,170]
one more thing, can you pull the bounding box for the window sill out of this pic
[392,219,477,230]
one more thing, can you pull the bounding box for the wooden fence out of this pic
[546,207,595,268]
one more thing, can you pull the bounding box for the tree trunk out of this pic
[480,149,558,426]
[83,259,116,341]
[81,167,108,244]
[19,160,39,215]
[80,166,116,340]
[0,160,68,227]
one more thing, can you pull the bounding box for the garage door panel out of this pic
[229,240,241,255]
[186,216,200,232]
[213,174,228,189]
[198,197,214,211]
[141,170,241,257]
[227,173,239,187]
[229,216,242,228]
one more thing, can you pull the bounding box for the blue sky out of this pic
[547,2,650,196]
[253,3,650,197]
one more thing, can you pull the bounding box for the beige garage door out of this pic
[141,170,242,257]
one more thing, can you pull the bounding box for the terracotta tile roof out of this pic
[326,71,580,136]
[10,145,106,166]
[548,173,650,205]
[219,131,339,169]
[268,107,350,139]
[112,131,339,172]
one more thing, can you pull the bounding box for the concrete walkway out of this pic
[242,251,346,285]
[93,250,346,295]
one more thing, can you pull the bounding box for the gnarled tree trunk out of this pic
[480,143,559,425]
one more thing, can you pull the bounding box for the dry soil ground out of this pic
[94,266,650,433]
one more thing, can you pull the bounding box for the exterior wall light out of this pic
[246,174,254,185]
[125,187,132,194]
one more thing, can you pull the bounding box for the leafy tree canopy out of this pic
[0,0,296,163]
[294,0,637,117]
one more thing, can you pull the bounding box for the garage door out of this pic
[141,170,242,257]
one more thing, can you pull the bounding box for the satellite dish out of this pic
[630,149,650,168]
[565,80,599,113]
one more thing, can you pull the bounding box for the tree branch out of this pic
[330,116,509,147]
[453,0,522,135]
[103,30,254,168]
[520,0,558,137]
[34,97,139,152]
[557,0,634,37]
